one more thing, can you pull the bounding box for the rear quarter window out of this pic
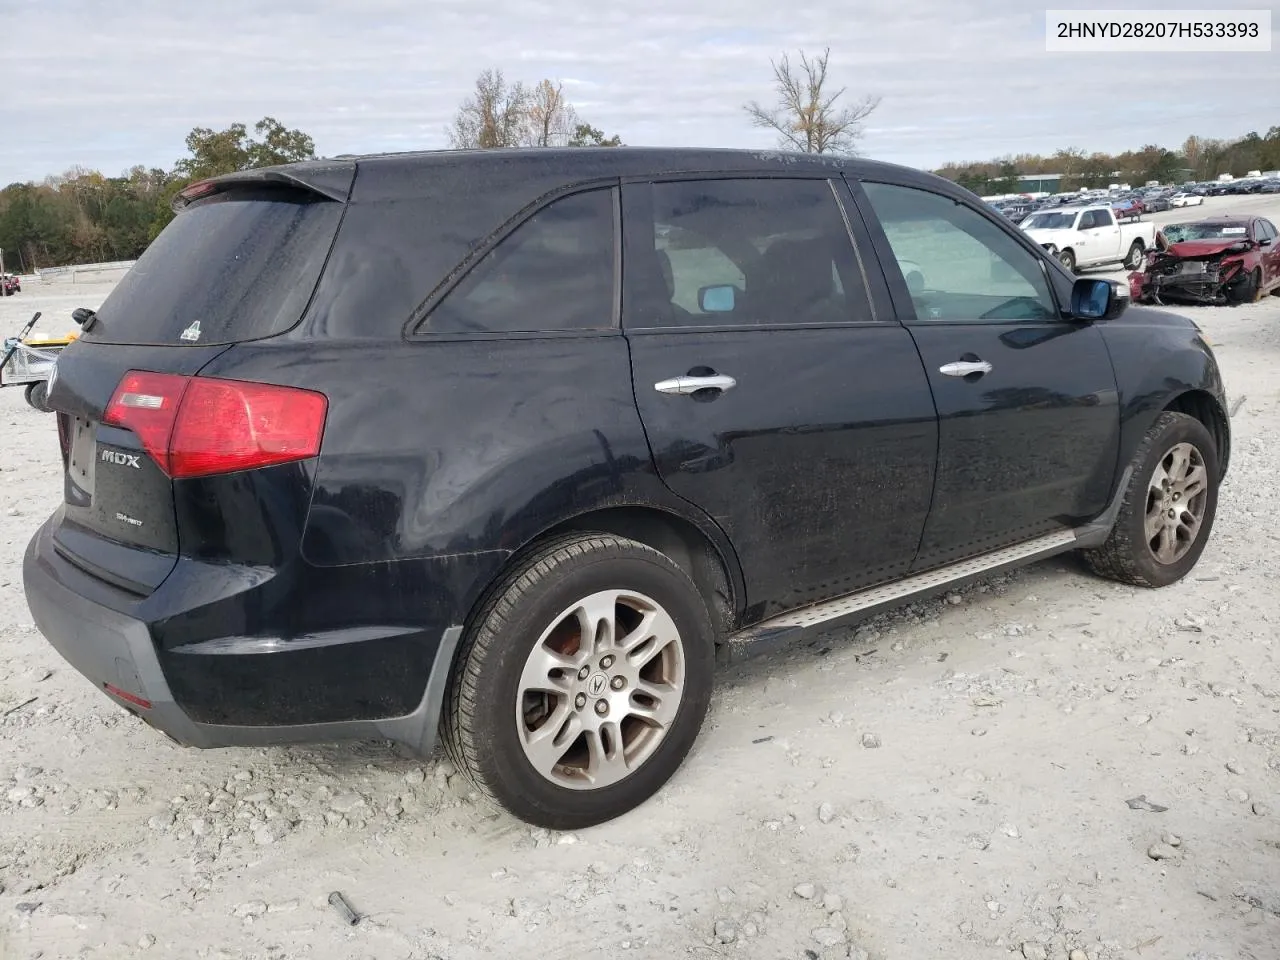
[82,188,343,346]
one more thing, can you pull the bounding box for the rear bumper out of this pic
[23,516,463,755]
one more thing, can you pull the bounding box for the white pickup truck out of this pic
[1019,205,1156,273]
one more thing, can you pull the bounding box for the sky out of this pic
[1,0,1275,184]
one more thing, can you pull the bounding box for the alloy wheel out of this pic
[515,590,686,790]
[1144,441,1209,564]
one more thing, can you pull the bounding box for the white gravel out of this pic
[2,194,1280,959]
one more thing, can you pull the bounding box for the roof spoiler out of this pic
[172,159,357,213]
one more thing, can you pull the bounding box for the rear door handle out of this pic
[939,360,992,377]
[654,374,737,395]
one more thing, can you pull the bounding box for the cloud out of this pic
[1,0,1274,182]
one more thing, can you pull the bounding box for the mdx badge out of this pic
[101,449,141,469]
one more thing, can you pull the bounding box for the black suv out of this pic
[24,148,1230,829]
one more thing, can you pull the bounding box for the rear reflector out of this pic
[104,683,152,710]
[104,371,327,479]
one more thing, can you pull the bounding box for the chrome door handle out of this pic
[939,360,992,377]
[654,374,737,395]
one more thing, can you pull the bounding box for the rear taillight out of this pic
[104,371,327,479]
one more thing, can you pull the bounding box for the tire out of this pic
[1081,411,1219,588]
[24,380,51,412]
[442,533,715,829]
[1123,240,1145,270]
[1057,249,1076,272]
[1227,267,1261,305]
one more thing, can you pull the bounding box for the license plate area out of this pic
[66,418,96,504]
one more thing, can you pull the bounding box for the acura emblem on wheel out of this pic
[587,673,608,697]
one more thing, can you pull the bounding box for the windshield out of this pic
[82,188,343,346]
[1021,211,1077,230]
[1162,222,1251,243]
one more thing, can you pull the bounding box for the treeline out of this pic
[0,118,316,272]
[936,127,1280,194]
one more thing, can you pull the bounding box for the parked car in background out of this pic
[1111,198,1145,222]
[1169,193,1205,208]
[1130,215,1280,305]
[1021,204,1155,272]
[1259,180,1280,194]
[24,148,1231,828]
[998,201,1034,221]
[1,274,21,296]
[1144,196,1173,213]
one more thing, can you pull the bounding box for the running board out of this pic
[719,527,1081,664]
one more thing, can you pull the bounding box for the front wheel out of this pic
[1081,412,1219,588]
[1057,249,1076,272]
[443,533,715,829]
[1227,267,1263,304]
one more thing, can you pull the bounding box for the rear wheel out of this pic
[1081,412,1218,588]
[443,533,715,829]
[1123,240,1145,270]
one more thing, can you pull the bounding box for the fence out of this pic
[36,260,137,284]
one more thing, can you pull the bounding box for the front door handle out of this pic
[939,360,992,377]
[654,374,737,395]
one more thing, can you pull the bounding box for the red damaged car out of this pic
[1129,216,1280,305]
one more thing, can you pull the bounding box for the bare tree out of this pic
[744,48,880,155]
[525,79,580,147]
[450,69,530,149]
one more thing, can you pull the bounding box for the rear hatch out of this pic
[47,166,352,594]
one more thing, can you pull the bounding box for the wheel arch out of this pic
[1163,388,1231,476]
[533,506,741,640]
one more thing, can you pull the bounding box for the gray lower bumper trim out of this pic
[24,519,462,758]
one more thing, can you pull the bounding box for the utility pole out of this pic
[0,247,6,274]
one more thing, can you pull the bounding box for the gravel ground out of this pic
[2,195,1279,960]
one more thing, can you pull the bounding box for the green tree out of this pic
[156,117,316,237]
[174,117,314,180]
[247,116,316,168]
[568,123,622,147]
[990,161,1020,194]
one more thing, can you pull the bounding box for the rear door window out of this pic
[82,188,343,346]
[625,178,870,329]
[419,188,617,334]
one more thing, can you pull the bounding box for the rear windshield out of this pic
[1022,211,1076,230]
[82,188,342,346]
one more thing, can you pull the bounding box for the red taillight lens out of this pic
[104,371,327,479]
[170,377,327,478]
[104,371,189,473]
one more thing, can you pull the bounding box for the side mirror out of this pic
[698,285,736,312]
[1259,238,1272,247]
[1071,278,1127,321]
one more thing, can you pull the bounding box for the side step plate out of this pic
[720,527,1080,664]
